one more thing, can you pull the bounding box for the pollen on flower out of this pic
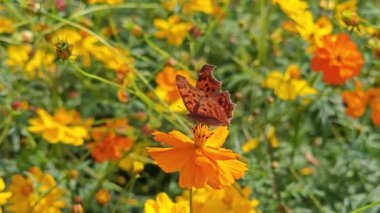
[192,124,213,148]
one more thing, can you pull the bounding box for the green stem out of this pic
[42,10,190,132]
[189,188,193,213]
[70,3,159,18]
[350,200,380,213]
[0,116,12,145]
[144,36,190,71]
[258,0,270,66]
[69,61,122,89]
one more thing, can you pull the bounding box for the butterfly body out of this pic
[176,64,235,126]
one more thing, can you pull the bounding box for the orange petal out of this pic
[169,130,193,142]
[218,159,247,180]
[146,147,193,173]
[179,156,208,189]
[202,147,240,160]
[152,131,194,148]
[205,126,229,148]
[205,168,224,189]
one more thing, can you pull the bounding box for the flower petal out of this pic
[204,126,228,148]
[202,147,240,161]
[179,156,208,189]
[146,147,193,173]
[218,159,247,180]
[152,131,193,148]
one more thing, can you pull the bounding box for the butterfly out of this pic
[176,64,235,126]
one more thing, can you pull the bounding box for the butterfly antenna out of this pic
[177,105,185,111]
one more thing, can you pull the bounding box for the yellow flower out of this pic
[292,12,333,47]
[336,0,357,28]
[53,29,135,103]
[183,0,214,14]
[262,65,317,100]
[87,0,123,4]
[177,185,261,213]
[90,45,135,74]
[6,45,30,69]
[0,178,11,213]
[241,138,259,153]
[95,189,111,206]
[274,0,332,48]
[320,0,335,10]
[28,108,93,146]
[164,0,180,11]
[272,0,308,17]
[155,66,195,112]
[267,126,279,148]
[154,16,192,46]
[118,155,144,175]
[6,167,66,213]
[6,45,56,79]
[25,50,56,78]
[164,0,217,15]
[0,16,14,34]
[299,166,316,176]
[52,29,96,66]
[144,192,188,213]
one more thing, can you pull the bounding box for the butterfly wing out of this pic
[212,91,235,120]
[189,97,229,125]
[196,64,221,97]
[176,75,205,112]
[177,64,235,126]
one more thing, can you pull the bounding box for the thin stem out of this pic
[144,36,190,71]
[70,3,159,18]
[189,188,193,213]
[266,137,282,211]
[41,10,190,132]
[69,61,189,133]
[258,0,270,66]
[0,116,12,145]
[69,61,122,89]
[350,200,380,213]
[289,167,324,211]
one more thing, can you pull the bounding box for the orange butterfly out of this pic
[176,64,235,126]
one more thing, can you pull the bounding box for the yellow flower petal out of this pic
[205,126,229,148]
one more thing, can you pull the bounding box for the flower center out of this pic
[192,124,212,148]
[21,184,34,196]
[336,55,342,62]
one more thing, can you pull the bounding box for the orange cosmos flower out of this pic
[147,124,247,189]
[311,33,364,85]
[342,81,368,118]
[88,119,134,162]
[368,88,380,126]
[342,83,380,126]
[155,66,195,104]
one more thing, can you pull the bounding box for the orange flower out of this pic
[342,83,380,126]
[95,189,111,206]
[368,88,380,126]
[342,81,368,118]
[155,66,194,104]
[87,119,134,162]
[147,124,247,189]
[311,33,364,85]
